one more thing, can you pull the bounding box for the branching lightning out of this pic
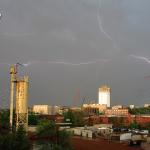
[0,59,109,67]
[97,0,112,41]
[24,58,109,66]
[129,54,150,64]
[130,54,150,79]
[48,59,109,66]
[97,0,119,50]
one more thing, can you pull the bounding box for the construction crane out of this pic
[9,65,17,131]
[81,97,86,106]
[9,63,20,131]
[81,97,87,111]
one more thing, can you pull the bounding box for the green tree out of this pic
[36,120,73,150]
[145,122,150,132]
[64,110,85,127]
[129,107,150,115]
[0,110,9,129]
[108,117,118,127]
[58,130,73,149]
[64,111,75,124]
[118,117,125,127]
[15,126,31,150]
[73,111,85,126]
[36,120,56,137]
[108,117,125,127]
[0,126,31,150]
[130,121,139,129]
[28,112,38,125]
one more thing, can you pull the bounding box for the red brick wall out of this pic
[86,115,150,126]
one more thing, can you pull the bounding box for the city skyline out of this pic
[0,0,150,106]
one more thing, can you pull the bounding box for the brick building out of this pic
[105,108,129,116]
[83,104,107,115]
[88,115,150,127]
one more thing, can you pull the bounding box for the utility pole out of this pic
[9,65,17,131]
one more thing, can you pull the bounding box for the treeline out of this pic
[0,110,73,150]
[129,106,150,115]
[63,110,85,127]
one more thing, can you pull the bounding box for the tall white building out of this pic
[98,85,111,107]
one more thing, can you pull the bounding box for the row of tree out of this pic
[63,110,85,127]
[0,110,73,150]
[0,119,73,150]
[0,126,31,150]
[35,120,73,150]
[108,116,150,132]
[129,106,150,115]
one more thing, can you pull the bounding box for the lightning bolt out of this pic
[129,54,150,64]
[97,0,119,50]
[0,59,109,67]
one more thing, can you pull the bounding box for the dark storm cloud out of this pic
[0,0,150,107]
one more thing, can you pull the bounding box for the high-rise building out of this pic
[98,85,111,107]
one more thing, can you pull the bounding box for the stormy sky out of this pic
[0,0,150,107]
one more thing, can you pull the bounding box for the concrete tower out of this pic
[98,85,111,107]
[16,76,29,131]
[9,64,29,131]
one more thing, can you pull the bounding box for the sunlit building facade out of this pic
[83,104,107,115]
[98,85,111,107]
[105,108,129,116]
[33,105,50,115]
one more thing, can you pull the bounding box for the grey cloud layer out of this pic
[0,0,150,106]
